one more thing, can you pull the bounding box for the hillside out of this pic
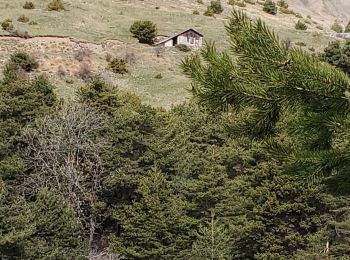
[3,2,350,259]
[0,0,337,107]
[288,0,350,24]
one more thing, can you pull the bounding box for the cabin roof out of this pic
[155,28,203,45]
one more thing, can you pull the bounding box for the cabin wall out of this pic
[164,39,174,47]
[177,31,203,50]
[156,30,203,49]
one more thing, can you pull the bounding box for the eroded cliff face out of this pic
[288,0,350,22]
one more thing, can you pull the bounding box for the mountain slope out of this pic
[288,0,350,22]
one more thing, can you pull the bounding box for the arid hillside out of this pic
[288,0,350,23]
[0,0,338,107]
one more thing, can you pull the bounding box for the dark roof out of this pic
[155,28,203,45]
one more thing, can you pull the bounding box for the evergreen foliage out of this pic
[182,10,350,183]
[24,189,85,259]
[2,11,350,259]
[1,19,14,32]
[129,20,157,44]
[0,186,85,259]
[319,40,350,75]
[222,163,327,259]
[277,0,288,8]
[110,169,196,259]
[108,57,128,74]
[182,10,350,257]
[10,52,38,72]
[187,213,232,259]
[331,21,343,33]
[345,21,350,33]
[208,0,224,14]
[295,20,307,30]
[48,0,65,11]
[23,1,35,9]
[263,0,277,15]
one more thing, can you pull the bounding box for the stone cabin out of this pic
[155,29,203,50]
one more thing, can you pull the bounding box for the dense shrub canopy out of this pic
[23,1,35,9]
[319,40,350,75]
[295,20,307,30]
[2,10,350,260]
[345,20,350,33]
[48,0,65,11]
[208,0,223,14]
[108,58,128,74]
[129,20,157,44]
[10,52,38,72]
[331,21,343,33]
[263,0,277,15]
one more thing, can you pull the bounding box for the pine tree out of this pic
[0,181,34,258]
[110,169,196,259]
[0,57,56,181]
[187,212,232,260]
[25,189,85,259]
[129,20,157,44]
[0,184,85,259]
[345,21,350,33]
[217,163,328,259]
[182,9,350,184]
[182,10,350,256]
[320,40,350,75]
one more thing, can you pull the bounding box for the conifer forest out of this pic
[2,9,350,260]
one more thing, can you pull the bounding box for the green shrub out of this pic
[175,44,192,52]
[193,10,200,15]
[331,21,343,33]
[319,41,350,75]
[154,73,163,79]
[48,0,65,11]
[345,20,350,33]
[23,1,35,9]
[277,0,288,8]
[1,19,13,31]
[130,20,157,44]
[295,20,307,30]
[204,8,215,16]
[10,52,39,72]
[235,1,246,7]
[209,0,223,14]
[18,15,30,23]
[279,7,293,14]
[108,58,128,74]
[263,0,277,15]
[295,41,306,47]
[228,0,236,5]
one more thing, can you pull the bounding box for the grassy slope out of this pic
[0,0,334,107]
